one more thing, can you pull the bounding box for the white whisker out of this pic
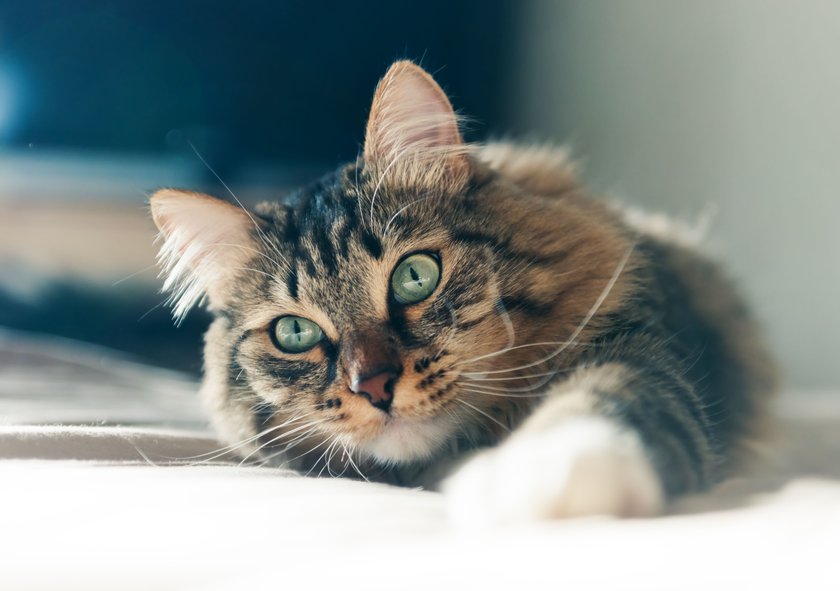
[112,263,160,286]
[493,290,516,352]
[459,243,635,376]
[456,341,574,369]
[237,417,330,466]
[164,411,315,465]
[458,386,546,399]
[382,192,434,238]
[343,443,369,482]
[308,436,339,477]
[462,367,575,383]
[455,398,510,432]
[285,434,332,467]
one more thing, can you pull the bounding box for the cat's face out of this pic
[224,165,521,463]
[151,62,629,466]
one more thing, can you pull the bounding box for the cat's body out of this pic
[152,62,774,525]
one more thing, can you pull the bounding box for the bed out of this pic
[1,328,838,590]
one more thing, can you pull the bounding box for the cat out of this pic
[150,60,775,526]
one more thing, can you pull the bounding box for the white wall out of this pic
[515,1,840,388]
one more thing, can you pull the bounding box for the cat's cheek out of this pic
[441,416,664,528]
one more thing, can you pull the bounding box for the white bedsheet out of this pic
[1,330,838,590]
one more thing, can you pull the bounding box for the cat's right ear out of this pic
[150,189,262,322]
[363,60,471,192]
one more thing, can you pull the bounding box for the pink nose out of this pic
[350,369,398,412]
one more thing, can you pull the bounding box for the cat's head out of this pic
[151,61,629,466]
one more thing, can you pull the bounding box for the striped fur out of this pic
[151,61,775,519]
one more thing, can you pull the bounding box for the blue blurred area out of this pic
[0,2,836,386]
[0,0,520,174]
[0,1,521,371]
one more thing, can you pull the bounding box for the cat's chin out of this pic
[355,415,455,465]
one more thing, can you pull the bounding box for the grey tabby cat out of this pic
[150,61,775,525]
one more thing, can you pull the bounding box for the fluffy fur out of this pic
[151,61,776,522]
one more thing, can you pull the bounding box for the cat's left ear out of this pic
[363,60,471,190]
[150,189,262,321]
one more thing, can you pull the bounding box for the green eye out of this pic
[391,253,441,305]
[272,316,323,353]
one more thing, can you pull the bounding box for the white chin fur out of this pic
[443,415,664,527]
[358,417,455,465]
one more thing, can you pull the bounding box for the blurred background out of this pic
[0,1,837,390]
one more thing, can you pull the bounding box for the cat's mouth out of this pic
[339,372,462,464]
[351,410,455,464]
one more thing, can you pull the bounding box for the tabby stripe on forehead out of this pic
[311,223,338,274]
[336,197,359,259]
[360,230,383,259]
[283,208,315,277]
[286,266,299,300]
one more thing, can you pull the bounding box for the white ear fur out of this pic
[364,61,470,189]
[150,189,261,321]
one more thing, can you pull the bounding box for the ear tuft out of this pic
[150,189,261,322]
[363,61,470,190]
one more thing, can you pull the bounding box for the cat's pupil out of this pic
[293,319,301,341]
[409,266,421,284]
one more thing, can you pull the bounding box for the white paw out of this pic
[442,416,664,527]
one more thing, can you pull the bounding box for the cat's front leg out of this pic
[443,414,663,526]
[443,362,716,526]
